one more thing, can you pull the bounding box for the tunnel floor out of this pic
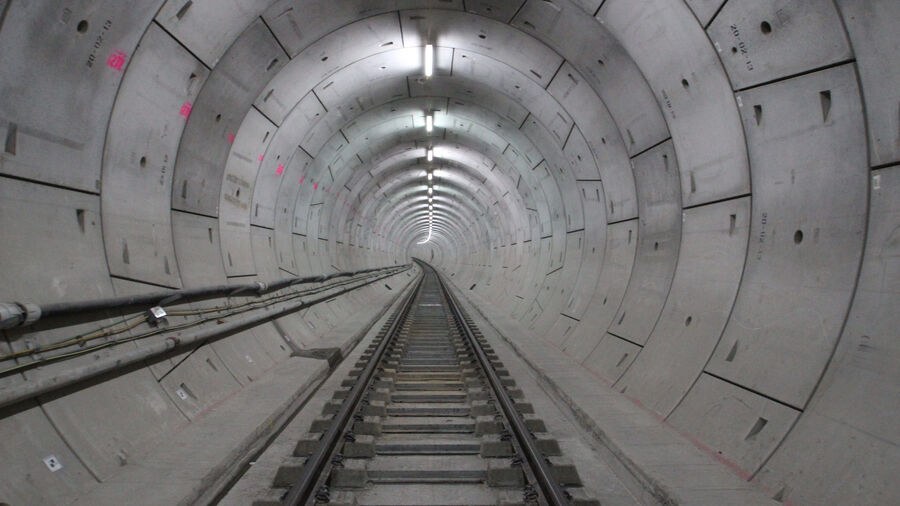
[221,267,641,505]
[31,265,784,506]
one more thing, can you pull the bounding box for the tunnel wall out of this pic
[0,0,897,504]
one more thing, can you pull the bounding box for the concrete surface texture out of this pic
[0,1,897,505]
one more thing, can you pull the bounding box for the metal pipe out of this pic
[0,266,410,411]
[436,262,570,506]
[282,268,424,505]
[0,265,406,330]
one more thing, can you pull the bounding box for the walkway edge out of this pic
[72,277,414,506]
[195,284,409,505]
[449,283,778,506]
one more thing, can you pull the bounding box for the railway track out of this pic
[255,264,597,505]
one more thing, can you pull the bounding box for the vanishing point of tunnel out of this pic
[0,1,898,505]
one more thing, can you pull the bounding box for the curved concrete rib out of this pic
[0,1,897,504]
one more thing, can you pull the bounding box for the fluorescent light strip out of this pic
[425,114,433,133]
[424,44,434,77]
[427,148,433,162]
[417,157,436,243]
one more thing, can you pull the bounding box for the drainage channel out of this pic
[255,265,597,505]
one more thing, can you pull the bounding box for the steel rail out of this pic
[434,265,570,506]
[281,269,424,505]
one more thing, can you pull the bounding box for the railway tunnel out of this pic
[0,0,898,504]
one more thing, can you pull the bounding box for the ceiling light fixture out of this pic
[418,150,436,245]
[425,114,433,133]
[424,44,434,77]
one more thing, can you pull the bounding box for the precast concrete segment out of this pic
[263,266,596,505]
[0,1,898,504]
[0,267,410,410]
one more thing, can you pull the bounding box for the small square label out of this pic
[175,389,188,400]
[43,455,63,472]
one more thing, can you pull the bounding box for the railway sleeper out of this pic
[265,269,597,505]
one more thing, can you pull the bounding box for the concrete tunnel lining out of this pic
[0,0,898,504]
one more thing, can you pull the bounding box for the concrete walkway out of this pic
[219,277,420,505]
[73,284,410,506]
[457,288,779,506]
[72,355,329,506]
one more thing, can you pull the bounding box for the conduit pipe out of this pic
[0,265,411,410]
[0,265,405,330]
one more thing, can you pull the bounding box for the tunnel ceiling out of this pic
[1,0,899,504]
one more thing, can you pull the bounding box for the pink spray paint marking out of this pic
[258,154,264,162]
[276,164,284,175]
[227,133,235,143]
[299,176,304,184]
[313,182,318,190]
[107,50,127,71]
[179,102,193,118]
